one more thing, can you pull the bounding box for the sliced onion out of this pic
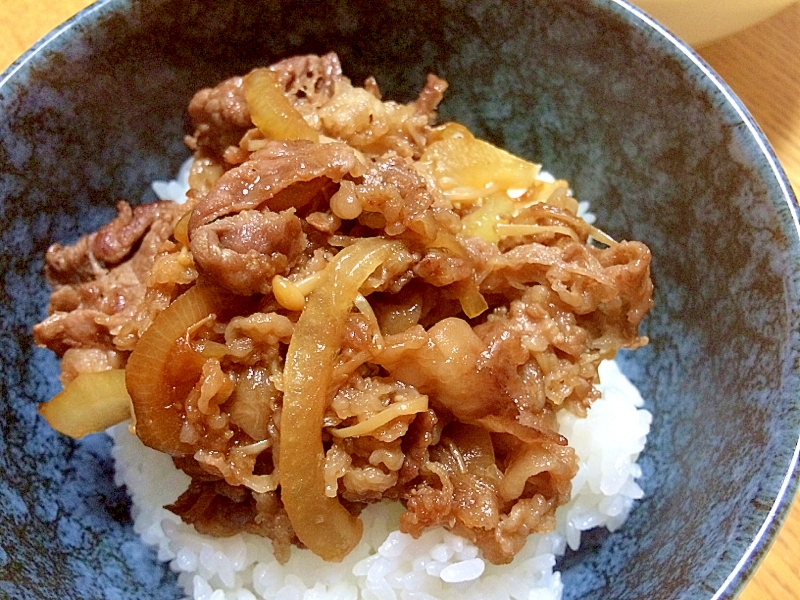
[280,237,403,561]
[442,422,500,481]
[459,194,516,243]
[126,282,241,456]
[244,68,320,142]
[173,211,191,247]
[39,369,131,439]
[454,278,489,319]
[417,135,540,200]
[587,224,618,246]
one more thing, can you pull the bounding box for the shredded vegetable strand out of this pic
[495,223,580,241]
[354,293,385,350]
[588,224,618,246]
[272,270,325,312]
[280,237,403,561]
[329,395,428,438]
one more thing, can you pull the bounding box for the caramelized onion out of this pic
[126,282,241,456]
[280,237,402,561]
[418,134,540,201]
[245,68,320,142]
[459,194,516,243]
[454,278,489,319]
[39,369,131,439]
[173,211,191,247]
[444,422,500,479]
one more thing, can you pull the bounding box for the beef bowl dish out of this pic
[1,0,799,599]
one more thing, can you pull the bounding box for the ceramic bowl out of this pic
[1,0,799,598]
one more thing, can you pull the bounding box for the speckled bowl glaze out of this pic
[1,0,798,598]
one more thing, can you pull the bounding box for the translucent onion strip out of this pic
[329,395,428,438]
[417,134,541,205]
[244,68,320,142]
[495,223,580,242]
[39,369,131,439]
[354,293,384,349]
[455,279,489,319]
[280,237,402,561]
[588,225,618,246]
[126,282,240,456]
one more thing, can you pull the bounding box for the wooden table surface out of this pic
[1,1,799,598]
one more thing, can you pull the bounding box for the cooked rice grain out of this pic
[109,359,650,600]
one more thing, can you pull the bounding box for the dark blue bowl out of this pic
[1,0,798,598]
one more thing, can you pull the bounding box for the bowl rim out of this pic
[1,0,799,598]
[0,0,110,89]
[610,1,800,597]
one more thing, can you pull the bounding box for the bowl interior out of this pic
[1,0,799,598]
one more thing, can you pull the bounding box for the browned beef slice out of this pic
[356,155,458,242]
[44,236,96,285]
[393,409,440,491]
[412,248,472,286]
[34,200,183,356]
[167,479,256,538]
[186,53,343,159]
[270,52,343,109]
[413,73,448,117]
[188,139,357,232]
[92,200,178,265]
[168,478,298,564]
[33,309,114,355]
[190,209,306,296]
[187,75,251,157]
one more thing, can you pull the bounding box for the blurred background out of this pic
[0,1,798,599]
[636,0,796,46]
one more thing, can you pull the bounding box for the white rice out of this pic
[109,360,649,600]
[113,163,651,600]
[151,158,194,205]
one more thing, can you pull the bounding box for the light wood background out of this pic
[1,1,798,598]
